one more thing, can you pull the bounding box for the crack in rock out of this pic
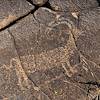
[0,0,100,100]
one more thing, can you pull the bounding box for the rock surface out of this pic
[49,0,99,12]
[0,0,100,100]
[32,0,48,6]
[0,0,34,29]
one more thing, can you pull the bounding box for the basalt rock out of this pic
[0,0,100,100]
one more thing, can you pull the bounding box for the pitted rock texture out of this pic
[0,0,100,100]
[0,0,34,29]
[49,0,99,12]
[32,0,48,6]
[76,7,100,65]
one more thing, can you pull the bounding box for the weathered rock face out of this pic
[31,0,48,6]
[0,0,100,100]
[76,7,100,65]
[0,0,34,29]
[49,0,99,12]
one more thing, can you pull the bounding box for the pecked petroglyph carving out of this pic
[0,0,100,99]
